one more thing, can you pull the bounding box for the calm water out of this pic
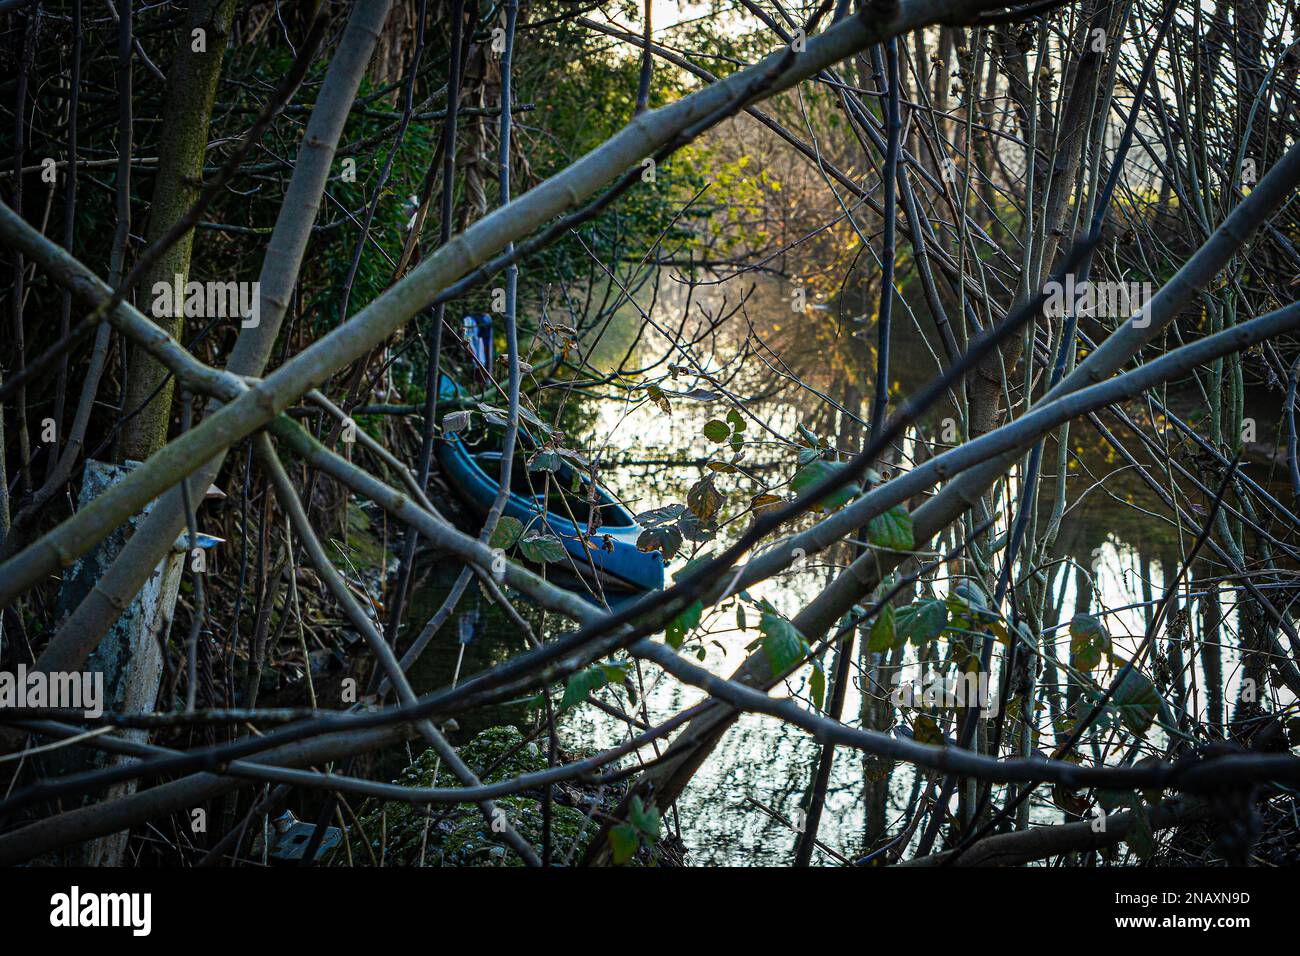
[401,274,1285,865]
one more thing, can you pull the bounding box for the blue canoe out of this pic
[435,316,664,595]
[436,437,664,593]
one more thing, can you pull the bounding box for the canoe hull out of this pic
[436,436,665,594]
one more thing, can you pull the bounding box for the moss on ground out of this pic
[332,502,390,576]
[352,726,612,866]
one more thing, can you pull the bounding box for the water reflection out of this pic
[409,271,1292,865]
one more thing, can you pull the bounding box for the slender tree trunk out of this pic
[117,0,238,463]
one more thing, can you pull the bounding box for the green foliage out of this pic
[808,658,827,710]
[867,504,914,551]
[759,609,809,676]
[702,419,730,443]
[947,580,996,624]
[895,599,949,646]
[700,409,747,456]
[515,17,710,303]
[1124,794,1156,860]
[1070,613,1111,671]
[1110,663,1164,736]
[561,660,633,711]
[790,459,859,512]
[666,600,704,650]
[607,822,640,865]
[519,532,567,564]
[608,796,661,865]
[867,603,898,652]
[354,727,613,866]
[488,516,524,550]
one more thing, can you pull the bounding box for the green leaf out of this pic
[1095,787,1132,812]
[1070,613,1111,671]
[666,600,703,649]
[598,662,632,686]
[608,823,639,865]
[1124,795,1155,860]
[627,796,661,841]
[1111,663,1164,736]
[670,553,713,583]
[488,516,523,550]
[790,459,859,513]
[560,660,630,711]
[867,504,914,551]
[559,667,602,711]
[947,579,998,625]
[797,445,824,466]
[896,599,949,646]
[760,611,810,676]
[867,603,898,652]
[520,532,567,564]
[809,659,826,710]
[702,419,730,443]
[727,409,746,451]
